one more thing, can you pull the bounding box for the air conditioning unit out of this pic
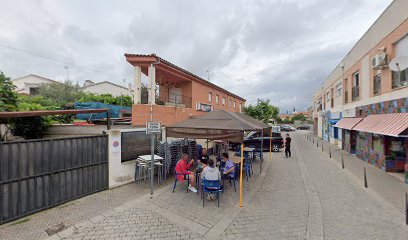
[371,52,387,69]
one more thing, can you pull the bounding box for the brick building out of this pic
[124,54,246,126]
[312,0,408,182]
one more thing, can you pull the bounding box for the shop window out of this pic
[386,137,405,158]
[372,134,384,154]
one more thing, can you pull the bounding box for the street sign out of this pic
[146,121,161,134]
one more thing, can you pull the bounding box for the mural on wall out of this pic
[322,111,330,141]
[356,97,408,117]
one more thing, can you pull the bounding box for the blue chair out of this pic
[173,172,190,193]
[202,180,223,207]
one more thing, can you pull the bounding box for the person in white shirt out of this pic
[201,159,221,200]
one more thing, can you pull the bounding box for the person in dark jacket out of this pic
[284,133,292,158]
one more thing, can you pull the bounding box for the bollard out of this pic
[364,167,368,188]
[316,140,319,147]
[341,153,345,169]
[313,138,314,144]
[329,147,331,158]
[322,142,324,152]
[406,193,408,225]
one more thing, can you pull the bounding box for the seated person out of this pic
[221,153,235,180]
[197,148,209,171]
[175,153,197,192]
[201,159,221,200]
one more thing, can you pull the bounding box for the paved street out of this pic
[1,131,408,240]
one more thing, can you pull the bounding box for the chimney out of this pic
[84,80,94,87]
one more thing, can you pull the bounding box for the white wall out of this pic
[84,83,131,97]
[107,128,145,188]
[12,75,58,94]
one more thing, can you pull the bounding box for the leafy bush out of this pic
[79,93,132,107]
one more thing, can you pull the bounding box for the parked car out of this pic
[230,131,284,152]
[297,125,311,130]
[281,125,296,132]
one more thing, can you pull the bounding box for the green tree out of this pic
[292,114,307,122]
[0,71,18,112]
[38,80,84,107]
[244,99,279,123]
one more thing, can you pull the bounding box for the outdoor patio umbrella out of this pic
[166,110,268,207]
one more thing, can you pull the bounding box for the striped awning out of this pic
[333,117,363,130]
[353,113,408,137]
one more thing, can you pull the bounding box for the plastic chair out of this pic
[202,180,223,207]
[173,172,190,193]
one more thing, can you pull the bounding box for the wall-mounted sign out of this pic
[121,131,153,162]
[146,121,161,134]
[196,102,213,112]
[330,111,342,120]
[112,137,120,153]
[342,108,356,118]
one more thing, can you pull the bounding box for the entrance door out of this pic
[350,130,357,154]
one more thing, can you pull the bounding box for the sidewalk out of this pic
[308,133,408,212]
[0,156,271,240]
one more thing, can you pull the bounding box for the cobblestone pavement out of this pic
[0,183,151,240]
[3,132,408,240]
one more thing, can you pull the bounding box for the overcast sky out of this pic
[0,0,392,113]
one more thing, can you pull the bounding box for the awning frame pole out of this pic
[239,143,244,208]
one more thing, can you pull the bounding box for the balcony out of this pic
[141,91,192,108]
[351,86,359,101]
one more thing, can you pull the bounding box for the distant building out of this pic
[12,74,61,95]
[82,80,132,97]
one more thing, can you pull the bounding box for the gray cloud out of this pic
[0,0,392,112]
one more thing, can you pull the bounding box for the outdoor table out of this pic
[137,154,163,162]
[136,155,164,184]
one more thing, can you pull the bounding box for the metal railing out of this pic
[140,91,192,108]
[352,86,359,101]
[158,92,192,108]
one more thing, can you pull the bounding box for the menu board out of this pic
[121,131,152,162]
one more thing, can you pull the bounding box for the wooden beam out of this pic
[0,109,110,119]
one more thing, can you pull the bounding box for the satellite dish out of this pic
[389,56,408,72]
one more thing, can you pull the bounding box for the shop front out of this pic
[352,112,408,183]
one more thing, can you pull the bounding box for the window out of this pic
[229,99,232,107]
[239,103,242,112]
[344,78,348,103]
[326,92,330,102]
[233,101,236,108]
[222,97,226,105]
[216,95,219,104]
[372,134,384,154]
[392,69,408,89]
[331,88,334,108]
[208,92,212,102]
[336,83,342,97]
[352,72,359,100]
[373,73,381,94]
[29,87,39,95]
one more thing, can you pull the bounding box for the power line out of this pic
[0,42,128,80]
